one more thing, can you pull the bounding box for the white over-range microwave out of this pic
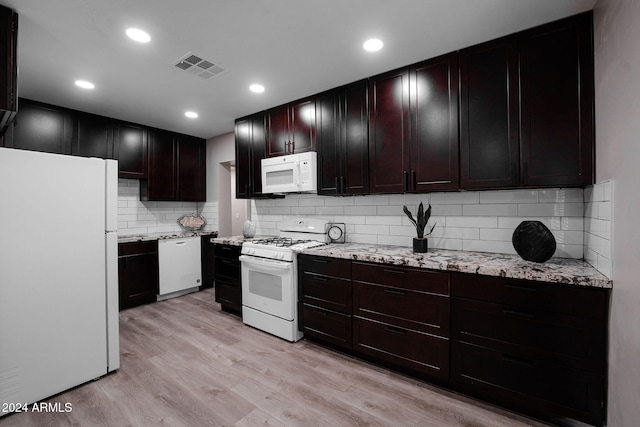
[261,151,317,194]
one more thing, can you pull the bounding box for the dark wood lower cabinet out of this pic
[452,340,605,426]
[297,257,609,427]
[214,244,242,315]
[118,241,159,310]
[450,273,609,426]
[353,316,450,380]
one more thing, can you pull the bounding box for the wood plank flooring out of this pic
[1,289,551,427]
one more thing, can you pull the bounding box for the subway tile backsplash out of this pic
[251,187,587,259]
[117,179,218,236]
[584,181,613,278]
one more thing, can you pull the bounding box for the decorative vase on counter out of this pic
[403,202,436,253]
[413,237,428,253]
[242,220,256,238]
[512,220,556,263]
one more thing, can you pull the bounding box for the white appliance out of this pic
[0,148,119,414]
[157,236,202,300]
[240,218,329,342]
[261,151,318,194]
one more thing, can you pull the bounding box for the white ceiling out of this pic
[2,0,596,139]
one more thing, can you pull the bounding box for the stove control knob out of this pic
[277,252,284,259]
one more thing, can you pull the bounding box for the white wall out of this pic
[593,1,640,425]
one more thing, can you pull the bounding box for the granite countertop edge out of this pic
[298,243,613,289]
[118,230,218,244]
[207,237,612,289]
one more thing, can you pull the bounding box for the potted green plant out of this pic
[403,202,436,253]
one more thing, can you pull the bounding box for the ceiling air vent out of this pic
[174,52,226,80]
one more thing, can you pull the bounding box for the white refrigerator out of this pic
[0,147,119,413]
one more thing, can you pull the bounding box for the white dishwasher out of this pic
[158,236,202,300]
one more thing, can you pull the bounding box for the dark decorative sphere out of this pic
[512,221,556,263]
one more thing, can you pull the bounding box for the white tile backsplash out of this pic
[251,187,587,259]
[117,179,218,236]
[583,180,613,278]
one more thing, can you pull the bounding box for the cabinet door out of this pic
[519,12,593,187]
[266,105,289,157]
[459,37,519,189]
[0,5,18,129]
[177,135,206,202]
[289,97,315,153]
[73,113,113,159]
[368,68,410,193]
[249,113,267,197]
[316,89,341,195]
[341,81,369,195]
[410,53,459,192]
[115,123,147,179]
[235,117,252,199]
[118,241,159,310]
[200,236,215,289]
[9,99,72,154]
[146,129,176,200]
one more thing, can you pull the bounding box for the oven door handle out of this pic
[239,255,292,271]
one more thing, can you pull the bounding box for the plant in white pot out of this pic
[403,202,436,253]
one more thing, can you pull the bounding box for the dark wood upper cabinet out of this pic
[0,5,18,133]
[519,12,594,187]
[410,53,459,192]
[459,36,520,189]
[235,112,267,199]
[368,68,410,194]
[7,99,73,154]
[177,134,206,202]
[145,129,176,200]
[72,113,113,159]
[317,80,369,195]
[460,12,594,190]
[266,97,315,157]
[114,123,148,179]
[142,131,205,202]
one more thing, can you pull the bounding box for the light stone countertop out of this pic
[210,235,260,246]
[118,230,218,244]
[297,243,612,289]
[207,237,611,289]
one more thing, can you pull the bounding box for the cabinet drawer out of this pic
[214,244,241,259]
[353,317,449,380]
[215,257,240,282]
[353,282,449,336]
[451,273,609,321]
[118,240,157,256]
[452,341,604,426]
[452,298,605,373]
[299,272,352,314]
[215,279,241,312]
[299,303,352,350]
[352,262,449,295]
[298,254,351,278]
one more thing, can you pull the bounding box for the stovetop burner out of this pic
[250,237,314,248]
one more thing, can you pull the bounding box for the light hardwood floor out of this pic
[1,289,551,426]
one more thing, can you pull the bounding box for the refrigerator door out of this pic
[0,148,109,410]
[105,159,118,233]
[106,231,120,372]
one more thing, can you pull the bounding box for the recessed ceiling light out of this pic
[185,111,198,119]
[249,84,265,93]
[75,80,95,89]
[126,28,151,43]
[363,38,383,52]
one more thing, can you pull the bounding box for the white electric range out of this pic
[239,218,329,342]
